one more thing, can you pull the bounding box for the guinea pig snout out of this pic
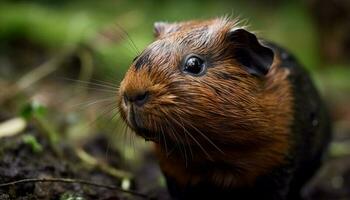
[123,90,150,107]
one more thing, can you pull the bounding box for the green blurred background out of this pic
[1,0,350,159]
[0,0,349,196]
[0,0,350,198]
[1,0,350,87]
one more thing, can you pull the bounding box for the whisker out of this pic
[73,85,118,94]
[68,104,119,141]
[57,77,119,90]
[157,109,188,160]
[161,114,189,165]
[103,108,122,162]
[120,122,129,164]
[130,127,137,158]
[123,125,135,158]
[174,109,224,155]
[170,113,212,160]
[101,23,139,57]
[185,120,224,155]
[90,78,119,88]
[71,98,116,109]
[83,104,120,130]
[158,120,168,156]
[114,23,141,55]
[177,116,193,160]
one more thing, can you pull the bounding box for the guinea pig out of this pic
[118,18,331,200]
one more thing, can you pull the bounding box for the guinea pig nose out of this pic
[124,91,149,106]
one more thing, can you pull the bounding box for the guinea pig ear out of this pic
[153,22,179,38]
[228,28,274,76]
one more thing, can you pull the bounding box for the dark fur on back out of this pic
[118,18,331,200]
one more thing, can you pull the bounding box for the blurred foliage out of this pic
[22,134,43,153]
[1,0,349,158]
[20,101,61,155]
[0,0,349,142]
[20,100,47,120]
[0,1,349,198]
[1,0,345,76]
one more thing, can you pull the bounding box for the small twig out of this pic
[75,148,133,179]
[0,178,151,199]
[75,48,94,96]
[17,55,62,91]
[0,48,75,105]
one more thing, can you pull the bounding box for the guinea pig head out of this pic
[118,18,291,156]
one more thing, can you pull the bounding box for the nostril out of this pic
[124,91,149,106]
[134,91,149,106]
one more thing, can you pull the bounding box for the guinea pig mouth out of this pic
[134,127,159,142]
[127,108,159,142]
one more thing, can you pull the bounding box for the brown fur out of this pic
[118,18,293,189]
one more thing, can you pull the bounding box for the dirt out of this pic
[0,113,349,200]
[0,113,170,200]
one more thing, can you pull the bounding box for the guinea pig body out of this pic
[118,18,331,200]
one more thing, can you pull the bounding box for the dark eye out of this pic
[182,55,206,76]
